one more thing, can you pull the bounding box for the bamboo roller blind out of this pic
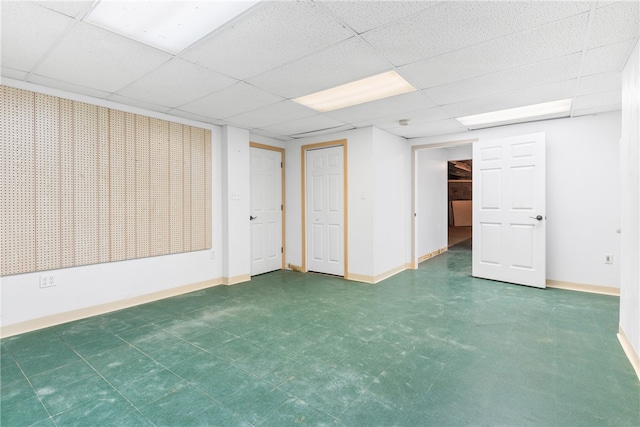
[1,86,212,276]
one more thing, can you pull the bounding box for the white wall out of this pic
[221,126,251,282]
[446,145,472,161]
[1,80,224,329]
[411,112,622,288]
[372,128,409,277]
[620,40,640,360]
[416,148,448,259]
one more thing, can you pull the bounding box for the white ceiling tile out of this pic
[577,72,622,95]
[247,37,391,99]
[1,2,74,72]
[27,73,112,99]
[572,104,621,117]
[425,54,581,105]
[387,119,466,139]
[106,94,173,114]
[589,1,639,49]
[181,1,354,80]
[441,80,578,118]
[2,68,28,81]
[166,109,226,126]
[324,91,436,124]
[261,115,348,137]
[320,1,436,34]
[34,1,94,18]
[115,59,238,109]
[352,107,449,130]
[581,39,637,75]
[398,13,589,89]
[363,1,591,66]
[573,90,621,111]
[178,82,283,119]
[226,100,317,129]
[250,128,293,142]
[35,22,172,93]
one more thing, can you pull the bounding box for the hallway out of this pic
[2,243,638,426]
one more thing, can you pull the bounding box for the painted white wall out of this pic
[249,133,286,150]
[372,128,409,276]
[284,128,375,278]
[620,39,640,358]
[446,145,473,161]
[221,126,251,282]
[0,80,223,328]
[411,112,622,288]
[416,148,448,259]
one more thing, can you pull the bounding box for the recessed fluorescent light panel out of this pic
[456,99,573,128]
[293,70,416,113]
[84,0,261,54]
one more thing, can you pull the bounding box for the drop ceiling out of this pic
[1,0,638,141]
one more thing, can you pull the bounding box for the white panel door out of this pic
[306,146,344,276]
[250,147,282,276]
[472,133,546,288]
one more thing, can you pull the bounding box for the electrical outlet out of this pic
[604,254,613,264]
[209,250,216,259]
[39,274,57,288]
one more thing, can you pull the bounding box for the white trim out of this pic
[0,278,224,338]
[546,280,619,296]
[223,274,251,285]
[618,325,640,381]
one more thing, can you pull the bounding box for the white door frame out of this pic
[250,142,285,271]
[301,139,348,278]
[410,139,477,269]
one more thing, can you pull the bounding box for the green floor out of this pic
[2,242,639,426]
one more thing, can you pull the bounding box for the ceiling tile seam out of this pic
[241,34,365,91]
[171,2,269,58]
[417,51,584,97]
[436,76,580,112]
[312,0,438,37]
[26,8,83,81]
[570,2,598,117]
[110,56,178,101]
[311,0,364,35]
[619,37,640,72]
[381,9,593,69]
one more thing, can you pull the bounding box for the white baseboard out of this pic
[545,280,619,296]
[618,325,640,381]
[223,274,251,285]
[0,277,224,338]
[347,263,410,284]
[418,247,448,263]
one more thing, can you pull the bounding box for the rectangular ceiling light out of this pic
[456,99,573,128]
[293,70,416,113]
[84,0,260,54]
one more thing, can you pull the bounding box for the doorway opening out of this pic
[448,159,472,247]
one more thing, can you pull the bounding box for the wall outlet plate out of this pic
[40,274,56,288]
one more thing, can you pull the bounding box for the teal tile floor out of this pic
[2,241,639,426]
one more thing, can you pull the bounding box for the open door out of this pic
[472,133,546,288]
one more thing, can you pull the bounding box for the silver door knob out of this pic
[529,215,543,221]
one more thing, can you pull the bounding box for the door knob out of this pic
[250,215,257,220]
[529,215,543,221]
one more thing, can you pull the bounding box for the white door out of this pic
[472,133,546,288]
[306,146,344,276]
[250,147,282,276]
